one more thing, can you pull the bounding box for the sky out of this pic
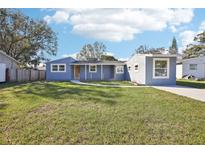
[19,8,205,61]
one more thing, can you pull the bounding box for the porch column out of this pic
[85,65,87,80]
[101,65,103,80]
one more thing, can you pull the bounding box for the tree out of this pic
[183,44,205,59]
[0,9,57,67]
[183,32,205,59]
[147,47,165,54]
[169,37,178,54]
[134,45,150,54]
[100,55,118,61]
[133,45,165,56]
[76,41,106,60]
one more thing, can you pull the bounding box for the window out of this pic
[51,64,66,72]
[52,65,58,72]
[89,65,97,72]
[116,66,124,74]
[189,64,197,70]
[134,64,139,71]
[59,65,65,71]
[153,58,169,79]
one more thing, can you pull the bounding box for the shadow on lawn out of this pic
[0,102,9,116]
[0,103,9,110]
[13,82,123,105]
[0,82,32,90]
[176,80,205,89]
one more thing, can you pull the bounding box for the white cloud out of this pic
[44,9,194,41]
[179,30,196,52]
[170,26,177,32]
[44,11,69,24]
[199,20,205,31]
[178,20,205,52]
[168,9,194,26]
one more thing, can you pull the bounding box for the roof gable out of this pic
[0,50,19,64]
[46,57,76,64]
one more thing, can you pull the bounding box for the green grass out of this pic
[85,81,134,86]
[1,81,205,144]
[177,79,205,89]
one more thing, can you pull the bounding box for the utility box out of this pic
[0,63,6,82]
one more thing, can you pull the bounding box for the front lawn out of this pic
[85,81,134,86]
[1,81,205,144]
[177,79,205,89]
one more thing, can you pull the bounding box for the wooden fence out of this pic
[7,69,46,82]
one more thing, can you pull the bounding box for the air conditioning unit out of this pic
[0,63,6,82]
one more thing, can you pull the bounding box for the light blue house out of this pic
[46,57,127,81]
[46,54,176,85]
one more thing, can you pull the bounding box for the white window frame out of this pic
[89,65,97,73]
[189,64,197,71]
[116,66,124,74]
[134,63,139,72]
[51,64,66,72]
[153,58,169,79]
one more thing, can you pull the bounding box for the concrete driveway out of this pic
[153,85,205,102]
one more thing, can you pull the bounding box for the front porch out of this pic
[71,62,125,81]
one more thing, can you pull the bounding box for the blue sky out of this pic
[20,8,205,61]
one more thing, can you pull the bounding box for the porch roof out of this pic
[70,60,126,65]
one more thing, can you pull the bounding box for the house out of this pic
[182,56,205,79]
[46,54,176,85]
[176,54,183,79]
[176,61,182,79]
[0,50,19,70]
[0,50,19,82]
[46,57,127,81]
[126,54,176,85]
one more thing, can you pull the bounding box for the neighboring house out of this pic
[182,56,205,79]
[46,53,176,85]
[0,50,19,70]
[176,54,183,79]
[176,61,182,79]
[0,50,19,82]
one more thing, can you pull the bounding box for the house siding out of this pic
[126,55,146,84]
[145,57,176,85]
[114,65,127,80]
[0,52,18,70]
[79,65,101,80]
[182,56,205,79]
[176,64,182,79]
[46,57,76,81]
[103,65,114,80]
[79,65,125,81]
